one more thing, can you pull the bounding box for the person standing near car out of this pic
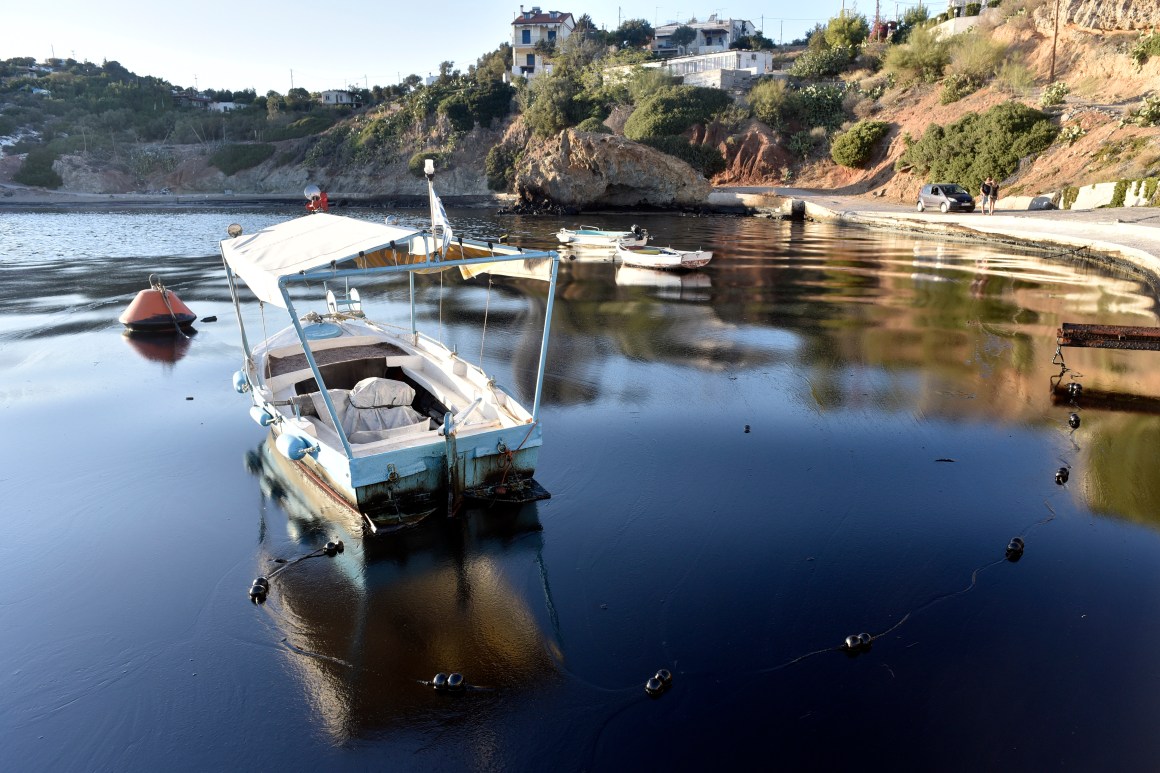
[981,177,997,215]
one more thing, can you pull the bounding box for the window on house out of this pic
[548,30,556,42]
[527,53,536,66]
[522,29,531,44]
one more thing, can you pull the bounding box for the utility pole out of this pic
[1049,0,1061,81]
[875,0,881,40]
[290,69,294,90]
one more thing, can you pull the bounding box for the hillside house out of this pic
[653,15,755,57]
[511,6,575,79]
[605,49,779,91]
[171,89,211,109]
[321,90,355,106]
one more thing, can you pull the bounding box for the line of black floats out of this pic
[248,539,345,603]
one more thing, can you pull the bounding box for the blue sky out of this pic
[0,1,929,93]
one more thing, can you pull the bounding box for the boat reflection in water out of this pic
[122,329,195,364]
[615,264,712,302]
[245,437,560,741]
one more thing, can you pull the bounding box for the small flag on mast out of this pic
[432,191,453,256]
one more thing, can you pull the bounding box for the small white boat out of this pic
[615,243,713,270]
[557,224,648,248]
[220,167,560,535]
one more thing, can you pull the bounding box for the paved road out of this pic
[718,186,1160,272]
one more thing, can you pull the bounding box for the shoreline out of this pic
[5,185,1158,278]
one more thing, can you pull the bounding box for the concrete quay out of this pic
[710,186,1160,277]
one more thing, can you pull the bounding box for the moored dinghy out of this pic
[615,243,713,270]
[557,224,648,249]
[219,163,560,535]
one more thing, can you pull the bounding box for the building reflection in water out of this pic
[245,438,561,742]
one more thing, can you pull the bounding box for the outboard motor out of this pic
[631,224,643,237]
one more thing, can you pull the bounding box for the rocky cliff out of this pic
[1056,0,1160,31]
[514,129,710,209]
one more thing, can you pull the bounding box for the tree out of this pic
[575,13,598,36]
[556,32,605,73]
[401,74,422,93]
[284,87,312,111]
[523,72,582,137]
[612,19,654,48]
[730,32,776,50]
[473,43,512,83]
[824,14,869,49]
[437,61,458,84]
[534,39,557,59]
[670,25,697,53]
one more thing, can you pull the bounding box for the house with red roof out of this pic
[511,6,575,79]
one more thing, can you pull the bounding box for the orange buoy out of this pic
[119,276,196,333]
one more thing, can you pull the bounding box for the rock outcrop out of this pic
[514,129,711,209]
[692,120,796,185]
[1048,0,1160,31]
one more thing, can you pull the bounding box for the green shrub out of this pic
[408,150,452,177]
[883,25,950,84]
[466,80,515,127]
[948,32,1005,82]
[787,46,855,78]
[1129,32,1160,67]
[749,78,793,130]
[623,86,732,140]
[1062,186,1079,210]
[1039,81,1070,107]
[13,149,62,188]
[1145,177,1159,202]
[965,3,982,16]
[830,120,890,167]
[437,93,474,132]
[788,129,822,160]
[576,117,612,133]
[639,136,726,177]
[1111,179,1129,207]
[208,143,275,175]
[794,83,848,132]
[264,114,334,141]
[1121,94,1160,128]
[523,73,584,138]
[896,101,1058,194]
[994,60,1035,95]
[940,73,981,104]
[485,144,519,191]
[1058,124,1086,145]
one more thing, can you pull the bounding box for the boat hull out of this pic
[617,246,713,270]
[557,228,647,248]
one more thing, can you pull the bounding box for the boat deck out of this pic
[268,342,406,378]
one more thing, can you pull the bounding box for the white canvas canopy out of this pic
[220,213,423,307]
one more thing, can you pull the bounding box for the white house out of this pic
[209,101,239,112]
[653,15,755,57]
[511,6,575,79]
[605,50,780,91]
[321,90,355,106]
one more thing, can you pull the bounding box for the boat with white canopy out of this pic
[220,162,560,534]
